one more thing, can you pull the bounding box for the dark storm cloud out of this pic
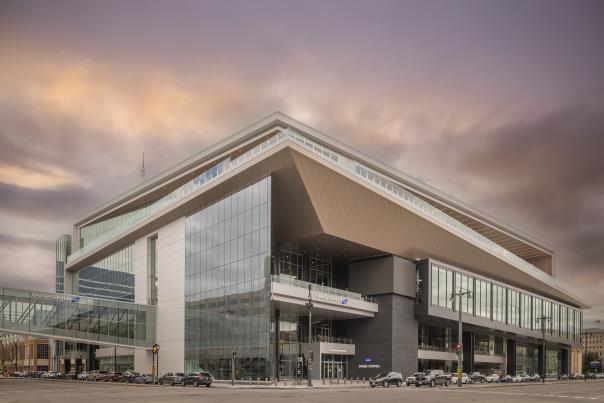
[0,182,97,221]
[454,105,604,257]
[0,233,54,250]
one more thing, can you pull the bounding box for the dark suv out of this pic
[415,370,451,387]
[369,372,403,388]
[183,372,212,387]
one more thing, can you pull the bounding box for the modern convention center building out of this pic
[0,112,588,380]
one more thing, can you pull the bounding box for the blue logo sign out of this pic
[71,296,80,303]
[364,358,373,363]
[341,298,348,305]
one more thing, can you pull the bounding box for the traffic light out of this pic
[456,343,462,355]
[152,343,160,354]
[232,350,237,360]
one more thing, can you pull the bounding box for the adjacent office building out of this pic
[583,328,604,362]
[1,112,587,380]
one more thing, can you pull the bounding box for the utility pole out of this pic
[451,287,472,388]
[231,350,237,386]
[306,284,313,387]
[536,315,551,383]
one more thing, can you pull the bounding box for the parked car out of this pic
[415,370,451,387]
[87,370,107,381]
[65,371,77,380]
[595,373,604,379]
[559,373,569,380]
[120,371,140,383]
[452,372,470,384]
[133,373,154,384]
[369,372,403,388]
[158,372,186,385]
[40,371,52,379]
[532,373,542,382]
[499,374,513,383]
[486,373,500,383]
[469,372,486,383]
[158,372,175,385]
[77,372,89,381]
[183,372,212,387]
[512,374,524,382]
[406,372,422,386]
[104,372,122,382]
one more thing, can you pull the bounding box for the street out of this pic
[1,379,604,403]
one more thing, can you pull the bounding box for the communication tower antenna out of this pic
[141,152,146,182]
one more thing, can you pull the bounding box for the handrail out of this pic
[271,274,375,303]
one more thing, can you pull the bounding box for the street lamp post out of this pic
[451,288,472,388]
[306,284,313,387]
[536,315,551,383]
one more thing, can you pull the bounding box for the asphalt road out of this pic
[1,379,604,403]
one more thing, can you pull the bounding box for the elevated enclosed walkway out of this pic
[0,287,155,349]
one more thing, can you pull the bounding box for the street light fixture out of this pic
[536,315,551,383]
[450,287,472,388]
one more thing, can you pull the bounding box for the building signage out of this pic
[30,292,72,302]
[364,357,373,363]
[71,296,81,303]
[358,364,380,369]
[317,294,349,305]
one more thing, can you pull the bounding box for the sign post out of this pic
[151,342,160,384]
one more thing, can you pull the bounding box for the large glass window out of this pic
[418,322,455,352]
[520,293,532,329]
[475,279,491,319]
[507,290,520,327]
[185,176,272,379]
[431,265,453,309]
[75,245,134,302]
[551,304,560,337]
[454,272,473,314]
[532,298,542,331]
[492,284,506,322]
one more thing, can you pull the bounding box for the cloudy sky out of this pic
[0,0,603,325]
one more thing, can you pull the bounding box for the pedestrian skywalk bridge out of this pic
[0,286,155,348]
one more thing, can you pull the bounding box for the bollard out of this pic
[357,377,359,384]
[323,378,325,385]
[284,377,287,386]
[330,377,333,385]
[337,378,340,384]
[344,377,346,384]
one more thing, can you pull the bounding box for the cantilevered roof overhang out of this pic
[73,113,553,270]
[65,128,589,309]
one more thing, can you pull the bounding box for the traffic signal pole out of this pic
[451,288,472,388]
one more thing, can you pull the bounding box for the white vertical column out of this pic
[134,238,149,305]
[155,218,186,374]
[134,237,152,373]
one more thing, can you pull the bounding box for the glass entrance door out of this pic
[321,354,348,379]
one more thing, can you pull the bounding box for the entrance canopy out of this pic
[0,287,155,349]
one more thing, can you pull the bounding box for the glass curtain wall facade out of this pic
[55,235,71,294]
[79,203,152,248]
[75,245,135,302]
[429,263,582,342]
[185,176,272,379]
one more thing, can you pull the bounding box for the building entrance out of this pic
[321,354,348,379]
